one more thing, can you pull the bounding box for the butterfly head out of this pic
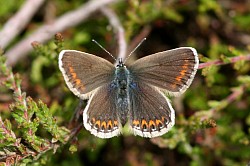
[116,58,125,68]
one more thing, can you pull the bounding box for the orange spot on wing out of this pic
[91,118,96,124]
[175,75,182,82]
[156,119,163,126]
[107,120,113,128]
[182,65,188,69]
[68,66,85,91]
[95,120,101,128]
[182,60,189,69]
[176,61,188,82]
[114,120,118,126]
[75,79,81,85]
[141,119,148,129]
[69,66,74,72]
[172,60,190,89]
[72,73,77,79]
[69,67,77,78]
[101,121,107,129]
[133,120,140,126]
[149,120,156,128]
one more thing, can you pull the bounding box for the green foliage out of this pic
[0,42,70,165]
[233,13,250,30]
[124,0,185,40]
[0,0,24,20]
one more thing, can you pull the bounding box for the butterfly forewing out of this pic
[59,50,115,99]
[128,82,175,138]
[128,47,199,96]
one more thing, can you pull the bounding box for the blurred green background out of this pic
[0,0,250,165]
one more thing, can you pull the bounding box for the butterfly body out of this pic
[59,47,199,138]
[112,62,130,126]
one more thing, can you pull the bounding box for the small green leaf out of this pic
[69,144,78,153]
[162,8,183,23]
[207,100,221,108]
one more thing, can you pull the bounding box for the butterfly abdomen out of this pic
[114,66,130,126]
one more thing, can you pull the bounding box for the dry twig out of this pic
[5,0,119,66]
[0,0,45,49]
[100,7,127,64]
[198,54,250,69]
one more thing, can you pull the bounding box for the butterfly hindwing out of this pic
[83,84,122,138]
[128,81,175,138]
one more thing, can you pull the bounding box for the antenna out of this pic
[92,39,117,61]
[124,38,146,63]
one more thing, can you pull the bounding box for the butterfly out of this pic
[59,47,199,138]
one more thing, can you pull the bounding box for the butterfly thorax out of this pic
[114,63,130,126]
